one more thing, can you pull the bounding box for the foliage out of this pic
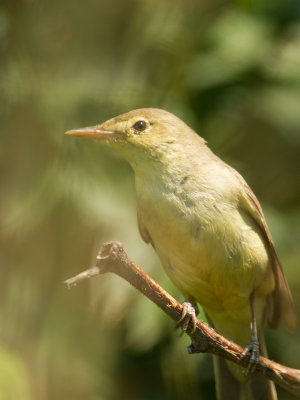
[0,0,300,399]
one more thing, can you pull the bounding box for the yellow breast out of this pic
[136,172,274,323]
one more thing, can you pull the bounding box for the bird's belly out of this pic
[138,196,274,323]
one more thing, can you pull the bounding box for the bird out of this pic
[66,108,296,400]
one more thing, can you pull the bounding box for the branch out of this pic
[65,241,300,396]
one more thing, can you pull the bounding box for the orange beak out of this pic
[65,125,115,139]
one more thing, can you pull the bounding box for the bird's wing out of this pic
[236,171,297,332]
[137,213,155,248]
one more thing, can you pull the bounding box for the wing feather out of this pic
[137,213,155,248]
[236,173,296,332]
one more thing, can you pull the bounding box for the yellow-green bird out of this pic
[66,108,296,400]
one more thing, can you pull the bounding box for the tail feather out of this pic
[213,333,277,400]
[213,354,241,400]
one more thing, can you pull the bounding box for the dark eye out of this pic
[132,120,147,132]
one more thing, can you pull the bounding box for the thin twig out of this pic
[64,241,300,397]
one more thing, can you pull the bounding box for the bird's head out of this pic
[66,108,205,169]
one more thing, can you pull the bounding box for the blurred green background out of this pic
[1,0,300,399]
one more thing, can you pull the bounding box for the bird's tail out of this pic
[213,332,277,400]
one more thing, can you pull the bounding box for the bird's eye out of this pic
[132,120,147,132]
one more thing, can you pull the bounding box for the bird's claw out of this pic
[242,339,260,376]
[176,301,198,335]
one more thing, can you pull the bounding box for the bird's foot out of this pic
[242,339,260,376]
[176,301,198,335]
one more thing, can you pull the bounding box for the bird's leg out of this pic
[242,291,260,375]
[176,299,199,334]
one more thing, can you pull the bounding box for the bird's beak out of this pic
[65,125,115,139]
